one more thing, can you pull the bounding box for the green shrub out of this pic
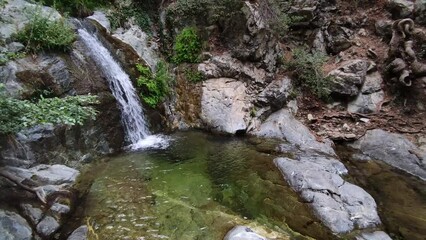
[35,0,111,17]
[0,84,98,134]
[136,61,172,108]
[16,12,75,53]
[172,27,202,64]
[285,48,332,100]
[184,68,204,83]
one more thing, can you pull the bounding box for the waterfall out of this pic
[78,28,168,150]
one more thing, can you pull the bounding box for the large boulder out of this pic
[349,129,426,180]
[328,59,373,98]
[201,78,251,134]
[0,0,61,41]
[252,109,335,156]
[0,210,32,240]
[275,156,381,233]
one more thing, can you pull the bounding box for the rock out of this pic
[347,90,385,113]
[112,25,160,71]
[328,59,372,97]
[0,0,61,41]
[252,109,335,156]
[312,30,327,54]
[0,210,32,240]
[415,0,426,25]
[67,225,88,240]
[201,78,250,134]
[87,11,111,33]
[324,24,354,54]
[50,203,70,215]
[256,77,292,110]
[6,42,25,53]
[386,0,414,18]
[356,231,392,240]
[375,20,393,37]
[198,54,269,85]
[20,204,43,226]
[224,226,266,240]
[360,71,383,94]
[275,156,381,233]
[349,129,426,180]
[36,216,60,238]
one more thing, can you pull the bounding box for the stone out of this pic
[375,20,393,37]
[275,156,381,233]
[356,231,392,240]
[252,109,335,156]
[50,203,70,215]
[415,0,426,25]
[67,225,88,240]
[20,204,43,226]
[349,129,426,180]
[201,78,250,134]
[87,11,111,33]
[347,90,385,113]
[112,25,160,71]
[324,24,354,54]
[6,42,25,53]
[256,77,292,110]
[0,0,61,41]
[386,0,414,18]
[224,226,266,240]
[36,216,60,238]
[328,60,373,97]
[0,210,32,240]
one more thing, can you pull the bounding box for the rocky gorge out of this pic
[0,0,425,239]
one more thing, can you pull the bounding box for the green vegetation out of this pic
[285,48,332,100]
[107,6,152,33]
[0,52,26,66]
[35,0,111,17]
[15,12,75,53]
[184,68,204,83]
[0,84,98,134]
[172,27,202,64]
[136,61,172,108]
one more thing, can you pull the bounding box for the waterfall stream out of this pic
[78,28,168,150]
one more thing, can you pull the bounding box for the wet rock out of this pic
[356,231,392,240]
[2,164,79,185]
[349,129,426,180]
[112,25,160,71]
[87,11,111,33]
[328,59,372,97]
[386,0,414,18]
[0,0,61,41]
[224,226,266,240]
[252,109,335,156]
[20,204,43,226]
[275,156,381,233]
[256,77,293,110]
[36,216,59,238]
[0,210,32,240]
[50,203,70,215]
[201,78,250,134]
[67,225,88,240]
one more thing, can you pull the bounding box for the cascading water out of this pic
[78,28,168,150]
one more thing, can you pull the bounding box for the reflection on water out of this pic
[337,145,426,240]
[71,131,334,240]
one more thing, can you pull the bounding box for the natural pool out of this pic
[68,131,335,240]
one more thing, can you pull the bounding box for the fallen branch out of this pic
[0,170,47,204]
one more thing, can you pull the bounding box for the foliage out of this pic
[15,11,75,53]
[0,51,26,66]
[136,61,172,108]
[259,0,303,37]
[285,48,332,100]
[35,0,111,17]
[172,27,202,64]
[184,68,204,83]
[0,84,99,134]
[107,5,152,33]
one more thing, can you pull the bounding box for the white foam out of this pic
[127,135,171,151]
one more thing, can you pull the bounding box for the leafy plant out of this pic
[0,84,98,134]
[285,48,332,100]
[15,10,75,53]
[172,27,202,64]
[136,61,172,108]
[184,68,204,83]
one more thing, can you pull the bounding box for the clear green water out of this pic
[71,131,334,240]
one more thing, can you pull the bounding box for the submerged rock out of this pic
[252,109,335,156]
[201,78,251,134]
[224,226,266,240]
[349,129,426,180]
[0,210,32,240]
[275,156,381,233]
[36,216,60,238]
